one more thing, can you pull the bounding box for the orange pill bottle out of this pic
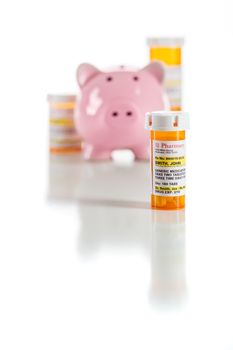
[147,38,184,111]
[145,111,189,210]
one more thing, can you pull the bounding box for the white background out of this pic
[1,1,233,349]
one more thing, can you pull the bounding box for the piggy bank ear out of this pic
[141,61,164,84]
[76,63,100,87]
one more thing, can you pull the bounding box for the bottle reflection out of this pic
[150,210,186,306]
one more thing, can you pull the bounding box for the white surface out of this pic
[1,153,233,350]
[1,0,233,349]
[48,153,149,203]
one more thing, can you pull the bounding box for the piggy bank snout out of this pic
[106,102,139,128]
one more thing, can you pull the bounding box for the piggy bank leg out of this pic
[83,144,112,160]
[133,145,149,160]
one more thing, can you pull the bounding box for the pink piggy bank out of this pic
[75,63,167,160]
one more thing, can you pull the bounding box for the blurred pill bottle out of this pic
[47,94,82,154]
[147,37,184,111]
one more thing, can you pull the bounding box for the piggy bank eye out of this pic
[133,76,139,81]
[106,76,113,82]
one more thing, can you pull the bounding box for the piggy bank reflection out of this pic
[75,62,167,160]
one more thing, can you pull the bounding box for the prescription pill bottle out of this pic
[145,111,189,210]
[47,94,82,154]
[147,38,184,111]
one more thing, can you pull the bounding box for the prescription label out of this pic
[152,140,185,196]
[164,65,182,110]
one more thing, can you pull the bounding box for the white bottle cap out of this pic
[47,94,76,103]
[147,37,184,48]
[145,111,189,131]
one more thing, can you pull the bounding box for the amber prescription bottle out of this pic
[147,37,184,111]
[145,111,189,210]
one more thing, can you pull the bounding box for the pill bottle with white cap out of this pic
[145,111,189,210]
